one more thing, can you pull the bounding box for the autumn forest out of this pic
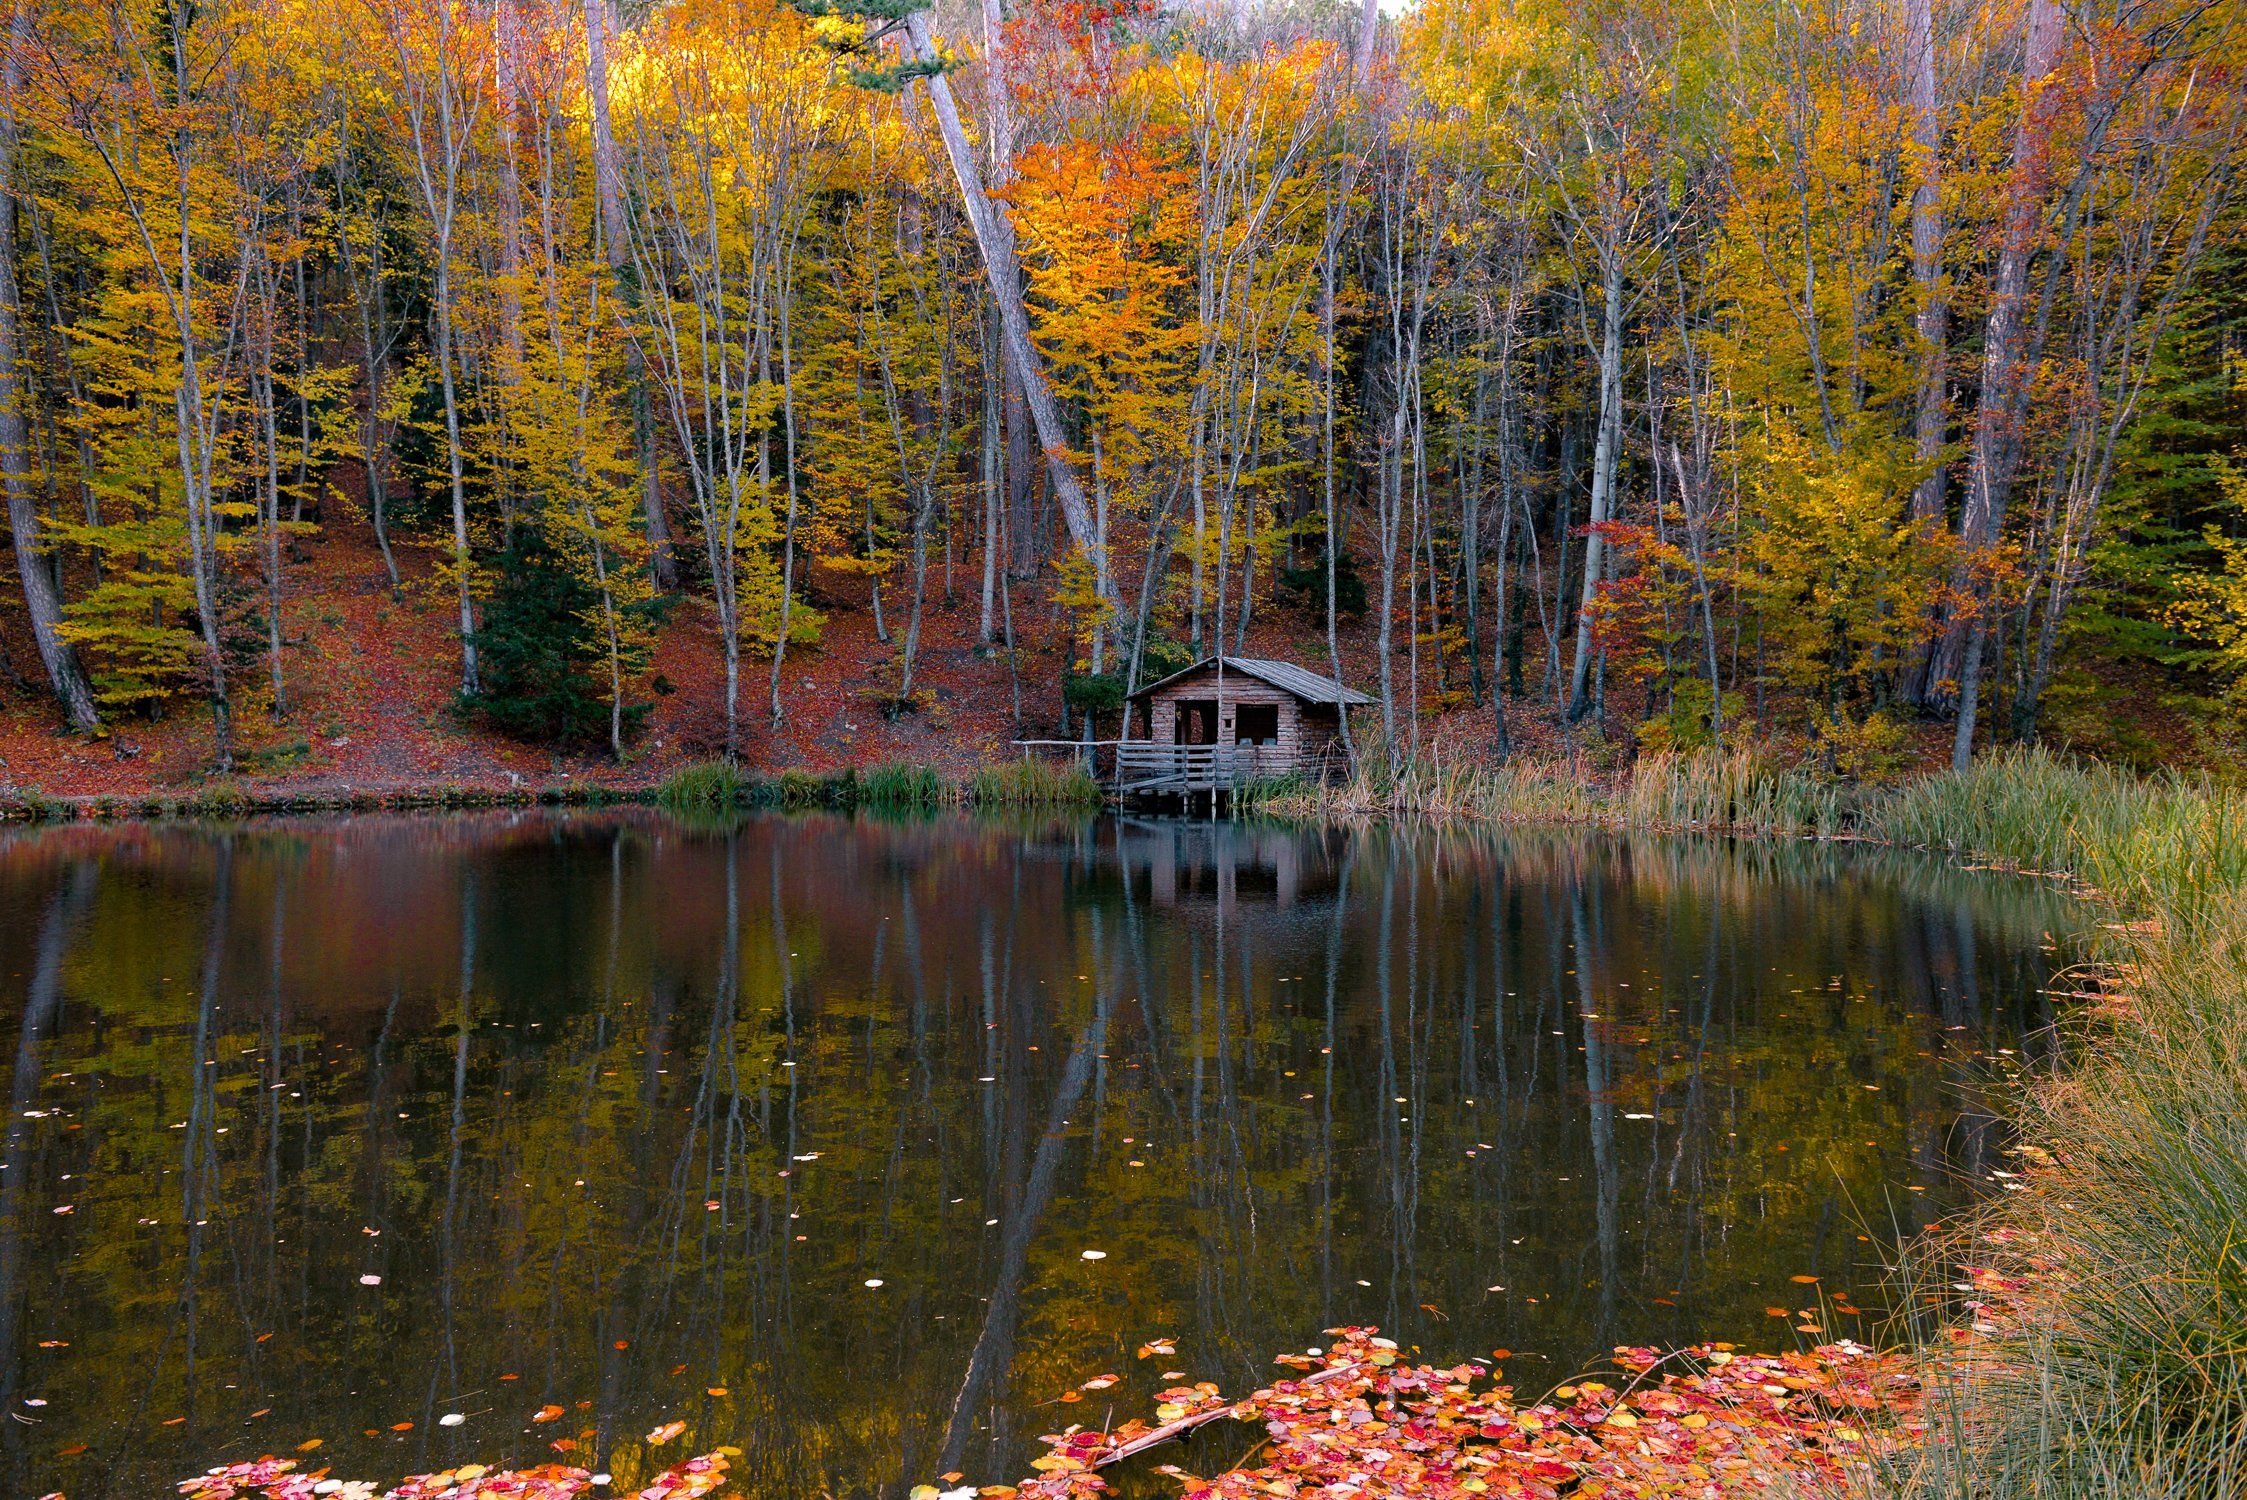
[0,0,2240,789]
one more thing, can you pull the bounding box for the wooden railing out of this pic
[1010,738,1351,793]
[1113,742,1292,789]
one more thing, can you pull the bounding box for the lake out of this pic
[0,809,2075,1499]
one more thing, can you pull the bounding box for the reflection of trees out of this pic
[0,860,91,1489]
[0,811,2077,1500]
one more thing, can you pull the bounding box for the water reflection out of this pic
[0,811,2074,1500]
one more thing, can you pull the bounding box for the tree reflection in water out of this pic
[0,810,2074,1500]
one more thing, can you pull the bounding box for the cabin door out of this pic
[1174,699,1218,745]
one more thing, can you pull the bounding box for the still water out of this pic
[0,810,2074,1499]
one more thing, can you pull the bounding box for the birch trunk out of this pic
[1565,253,1624,721]
[0,0,99,731]
[1942,0,2063,765]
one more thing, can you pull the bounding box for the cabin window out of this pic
[1236,704,1279,744]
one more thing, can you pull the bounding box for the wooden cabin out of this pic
[1117,656,1372,796]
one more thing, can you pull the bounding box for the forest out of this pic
[0,0,2242,781]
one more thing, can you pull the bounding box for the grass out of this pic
[860,761,950,809]
[1269,740,2247,1493]
[657,759,749,810]
[658,756,1099,814]
[965,758,1102,807]
[1860,756,2247,1498]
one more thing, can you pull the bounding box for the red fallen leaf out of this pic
[57,1444,87,1456]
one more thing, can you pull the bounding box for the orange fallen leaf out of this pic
[706,1387,728,1397]
[533,1405,565,1424]
[647,1420,687,1445]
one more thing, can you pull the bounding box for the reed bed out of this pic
[964,758,1102,808]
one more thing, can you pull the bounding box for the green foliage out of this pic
[1061,671,1126,717]
[778,766,857,806]
[1278,548,1367,620]
[965,759,1102,807]
[180,779,252,820]
[463,531,656,749]
[860,761,949,807]
[786,0,955,93]
[1,788,74,823]
[659,759,749,810]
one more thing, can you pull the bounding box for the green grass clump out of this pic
[658,760,748,810]
[2,787,73,822]
[966,758,1101,807]
[860,762,950,809]
[181,779,252,819]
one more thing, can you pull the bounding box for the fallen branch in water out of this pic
[1092,1360,1363,1469]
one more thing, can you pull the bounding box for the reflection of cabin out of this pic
[1118,656,1372,796]
[1115,818,1342,911]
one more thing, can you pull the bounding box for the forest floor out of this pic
[0,510,1617,802]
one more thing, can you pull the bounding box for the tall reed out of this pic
[965,758,1102,808]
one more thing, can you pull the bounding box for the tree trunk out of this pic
[1941,0,2063,762]
[1906,0,1947,528]
[0,0,99,732]
[901,14,1107,597]
[583,0,676,589]
[1565,254,1624,721]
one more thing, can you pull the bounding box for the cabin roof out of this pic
[1127,655,1374,707]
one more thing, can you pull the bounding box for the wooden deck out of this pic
[1113,742,1297,794]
